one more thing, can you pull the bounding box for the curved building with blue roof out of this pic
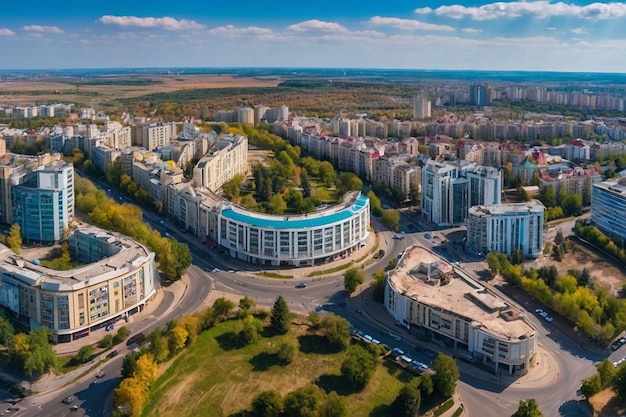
[213,191,370,266]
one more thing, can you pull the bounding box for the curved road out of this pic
[17,204,603,417]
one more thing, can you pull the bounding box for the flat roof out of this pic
[221,191,368,229]
[468,200,545,216]
[389,246,534,340]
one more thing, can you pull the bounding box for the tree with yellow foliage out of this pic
[134,353,158,388]
[168,325,189,354]
[115,376,146,417]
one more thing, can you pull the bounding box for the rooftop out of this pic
[389,246,534,341]
[220,191,368,229]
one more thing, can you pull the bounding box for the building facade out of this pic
[193,134,248,191]
[11,161,74,243]
[208,191,369,266]
[466,200,545,258]
[385,246,537,376]
[0,226,156,343]
[591,179,626,240]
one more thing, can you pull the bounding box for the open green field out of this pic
[141,319,414,417]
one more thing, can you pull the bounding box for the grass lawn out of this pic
[141,320,413,417]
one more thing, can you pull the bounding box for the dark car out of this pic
[295,282,306,288]
[108,349,118,358]
[127,332,145,346]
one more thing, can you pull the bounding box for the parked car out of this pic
[62,396,73,404]
[544,316,554,322]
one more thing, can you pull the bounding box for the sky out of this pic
[2,0,626,72]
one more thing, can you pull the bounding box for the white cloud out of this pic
[208,24,276,38]
[98,15,205,31]
[571,27,588,34]
[23,25,63,34]
[462,27,482,33]
[0,28,15,36]
[416,1,626,21]
[369,16,455,31]
[286,19,348,33]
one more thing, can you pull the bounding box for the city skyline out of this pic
[2,1,626,72]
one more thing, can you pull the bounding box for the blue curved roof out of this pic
[221,193,368,229]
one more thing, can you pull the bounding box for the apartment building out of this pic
[466,200,545,258]
[374,155,421,200]
[193,134,248,191]
[11,160,74,243]
[421,160,502,226]
[132,121,176,151]
[591,179,626,241]
[413,98,432,119]
[0,226,156,343]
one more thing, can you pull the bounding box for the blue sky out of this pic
[1,0,626,72]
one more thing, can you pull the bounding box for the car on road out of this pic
[545,316,554,322]
[424,233,431,239]
[127,332,145,345]
[535,308,544,315]
[108,349,118,358]
[540,311,549,318]
[212,268,220,272]
[70,405,78,411]
[393,347,404,355]
[95,371,105,378]
[295,282,306,288]
[228,269,237,273]
[105,324,114,331]
[62,396,73,404]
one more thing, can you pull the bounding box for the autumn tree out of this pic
[115,376,146,417]
[6,224,21,254]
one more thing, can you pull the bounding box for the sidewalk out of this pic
[24,275,190,396]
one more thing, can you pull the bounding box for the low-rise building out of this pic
[385,246,537,376]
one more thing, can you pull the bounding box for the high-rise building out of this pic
[11,161,74,243]
[132,121,176,151]
[469,84,489,107]
[591,178,626,241]
[413,98,431,119]
[421,160,502,226]
[466,200,545,258]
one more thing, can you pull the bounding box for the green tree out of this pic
[319,314,351,351]
[222,174,244,200]
[371,269,386,302]
[276,340,297,364]
[392,385,421,417]
[18,328,57,377]
[562,193,583,217]
[580,374,601,399]
[381,210,400,232]
[320,391,348,417]
[251,390,283,417]
[6,224,21,254]
[212,297,236,322]
[266,194,287,214]
[344,268,365,294]
[367,191,384,217]
[432,353,459,397]
[270,295,290,335]
[300,168,312,198]
[336,172,363,196]
[283,385,324,417]
[613,363,626,399]
[239,295,256,316]
[597,359,615,386]
[121,351,140,379]
[511,398,544,417]
[241,314,263,345]
[0,316,15,346]
[341,344,378,388]
[76,345,93,364]
[319,161,336,187]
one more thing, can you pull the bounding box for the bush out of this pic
[99,334,114,349]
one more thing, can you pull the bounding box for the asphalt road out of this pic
[18,183,605,417]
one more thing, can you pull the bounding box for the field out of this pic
[537,240,626,295]
[0,74,282,106]
[142,319,414,417]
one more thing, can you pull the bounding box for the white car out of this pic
[212,268,220,273]
[545,316,554,322]
[535,308,544,315]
